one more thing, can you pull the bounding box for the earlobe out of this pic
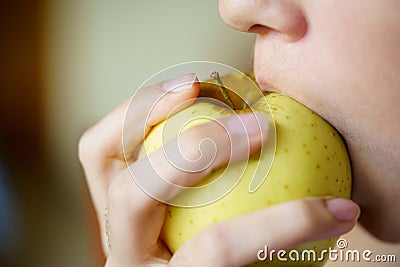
[219,0,307,42]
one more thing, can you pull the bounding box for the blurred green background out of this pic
[0,1,398,266]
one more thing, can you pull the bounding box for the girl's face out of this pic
[219,0,400,241]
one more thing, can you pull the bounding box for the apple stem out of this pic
[210,71,236,110]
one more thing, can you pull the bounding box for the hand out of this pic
[79,73,360,267]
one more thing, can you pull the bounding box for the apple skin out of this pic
[139,76,351,266]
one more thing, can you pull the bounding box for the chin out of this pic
[358,214,400,243]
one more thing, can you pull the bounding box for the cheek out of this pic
[254,3,400,139]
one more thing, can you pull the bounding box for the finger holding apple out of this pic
[130,109,268,204]
[169,197,359,267]
[105,109,267,266]
[79,73,201,262]
[80,70,269,266]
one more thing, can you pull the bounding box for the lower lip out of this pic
[255,78,272,92]
[254,70,271,92]
[258,83,268,91]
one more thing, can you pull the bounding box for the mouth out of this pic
[254,68,279,94]
[255,76,267,92]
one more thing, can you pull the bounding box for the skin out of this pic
[219,0,400,241]
[79,0,398,266]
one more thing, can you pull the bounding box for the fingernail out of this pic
[225,112,269,137]
[163,73,197,92]
[326,198,360,222]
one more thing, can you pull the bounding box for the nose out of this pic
[219,0,307,41]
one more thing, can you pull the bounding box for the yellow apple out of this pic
[139,73,351,266]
